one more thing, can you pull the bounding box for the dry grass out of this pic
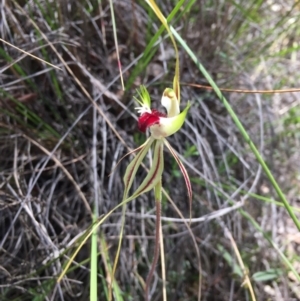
[1,1,300,300]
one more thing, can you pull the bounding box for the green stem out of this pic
[145,179,162,301]
[109,203,126,301]
[90,211,98,301]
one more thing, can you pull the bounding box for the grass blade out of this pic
[172,28,300,232]
[109,0,124,90]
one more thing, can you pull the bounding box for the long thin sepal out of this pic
[164,139,192,220]
[57,190,144,283]
[123,137,154,197]
[128,139,164,199]
[110,138,153,299]
[146,0,180,103]
[109,138,152,177]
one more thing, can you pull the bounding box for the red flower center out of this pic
[138,109,166,133]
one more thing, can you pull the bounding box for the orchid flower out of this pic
[120,85,192,301]
[122,85,192,205]
[58,2,194,300]
[113,2,193,300]
[136,86,190,138]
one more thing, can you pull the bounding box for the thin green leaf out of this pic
[172,27,300,232]
[58,140,162,284]
[110,204,126,301]
[58,194,137,282]
[100,235,124,301]
[217,244,243,278]
[241,210,300,283]
[90,211,98,301]
[252,269,283,282]
[125,0,184,90]
[109,140,154,300]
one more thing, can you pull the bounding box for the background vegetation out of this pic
[1,0,300,300]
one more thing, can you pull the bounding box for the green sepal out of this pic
[123,137,154,198]
[124,139,164,202]
[164,139,192,220]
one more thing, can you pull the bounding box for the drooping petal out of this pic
[123,137,154,197]
[161,88,180,117]
[150,101,191,139]
[164,139,192,220]
[138,110,166,133]
[126,139,164,202]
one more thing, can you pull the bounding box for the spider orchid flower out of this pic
[136,86,190,139]
[122,85,192,209]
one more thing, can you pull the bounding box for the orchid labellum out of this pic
[137,87,190,139]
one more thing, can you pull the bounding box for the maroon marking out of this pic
[135,143,162,195]
[138,110,166,133]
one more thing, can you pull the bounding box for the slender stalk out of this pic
[90,104,99,301]
[145,179,162,301]
[160,217,167,301]
[109,203,126,301]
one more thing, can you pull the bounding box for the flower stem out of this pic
[145,179,162,301]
